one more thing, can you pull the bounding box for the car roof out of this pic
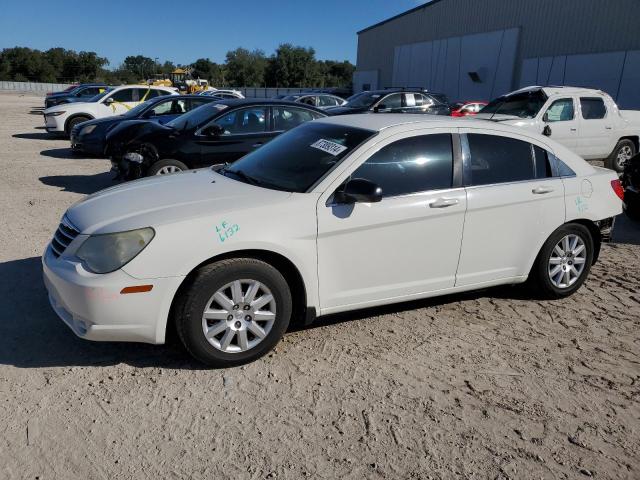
[214,98,325,111]
[507,85,607,97]
[313,113,531,134]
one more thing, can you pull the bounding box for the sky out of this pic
[0,0,429,67]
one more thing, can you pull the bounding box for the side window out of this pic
[109,88,135,103]
[187,99,210,110]
[403,93,417,107]
[300,96,317,106]
[214,107,267,135]
[467,134,535,186]
[319,96,338,107]
[136,88,161,101]
[377,93,402,110]
[80,87,99,97]
[272,106,319,131]
[580,97,607,120]
[152,99,185,116]
[550,152,576,177]
[545,98,574,122]
[351,134,454,197]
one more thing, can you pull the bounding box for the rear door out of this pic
[577,96,614,159]
[541,97,579,149]
[196,106,270,166]
[456,129,565,286]
[373,93,403,113]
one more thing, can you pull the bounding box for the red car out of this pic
[451,101,487,117]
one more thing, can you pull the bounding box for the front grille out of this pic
[50,216,80,258]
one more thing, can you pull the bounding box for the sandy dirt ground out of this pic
[0,91,639,480]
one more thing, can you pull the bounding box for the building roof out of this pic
[357,0,446,34]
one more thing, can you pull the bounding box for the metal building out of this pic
[354,0,640,108]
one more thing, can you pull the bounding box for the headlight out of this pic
[80,124,97,135]
[45,111,66,116]
[76,227,155,274]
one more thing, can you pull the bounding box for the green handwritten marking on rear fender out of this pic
[216,221,239,243]
[575,197,589,213]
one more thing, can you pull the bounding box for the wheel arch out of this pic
[618,135,639,152]
[568,219,602,264]
[64,113,94,134]
[164,249,310,344]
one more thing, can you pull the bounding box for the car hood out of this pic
[65,168,292,235]
[78,115,126,130]
[44,101,97,115]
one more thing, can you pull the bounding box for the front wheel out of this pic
[529,224,594,299]
[175,259,292,367]
[147,159,189,176]
[605,139,636,173]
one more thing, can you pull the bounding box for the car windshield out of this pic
[89,87,114,103]
[166,102,228,130]
[220,122,377,193]
[344,92,383,108]
[481,90,548,118]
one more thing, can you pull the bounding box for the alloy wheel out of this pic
[201,279,276,353]
[156,165,182,175]
[617,145,633,169]
[548,234,587,288]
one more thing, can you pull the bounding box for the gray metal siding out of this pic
[357,0,640,90]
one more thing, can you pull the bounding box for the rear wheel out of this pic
[175,258,292,367]
[605,139,636,173]
[147,159,188,176]
[529,224,594,299]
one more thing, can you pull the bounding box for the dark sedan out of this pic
[45,83,109,109]
[70,95,217,156]
[622,152,640,221]
[105,99,326,179]
[326,89,451,116]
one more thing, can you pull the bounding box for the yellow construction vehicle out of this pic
[145,68,209,94]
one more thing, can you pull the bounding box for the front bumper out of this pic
[42,244,185,344]
[43,114,64,133]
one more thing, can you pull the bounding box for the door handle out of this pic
[605,126,612,130]
[532,186,554,194]
[570,128,577,131]
[429,197,459,208]
[252,142,264,148]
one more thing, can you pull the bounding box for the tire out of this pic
[65,116,90,137]
[147,159,188,176]
[605,139,636,173]
[625,198,640,221]
[175,258,293,367]
[529,224,594,299]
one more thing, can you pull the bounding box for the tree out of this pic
[265,44,320,88]
[191,58,225,86]
[225,48,267,87]
[122,55,157,82]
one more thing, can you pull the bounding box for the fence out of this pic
[0,81,318,98]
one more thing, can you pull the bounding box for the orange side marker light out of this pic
[120,285,153,294]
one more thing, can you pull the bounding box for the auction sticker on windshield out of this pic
[310,139,348,156]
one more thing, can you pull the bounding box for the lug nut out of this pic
[234,321,242,329]
[227,315,233,321]
[245,315,252,321]
[243,305,250,310]
[233,304,239,310]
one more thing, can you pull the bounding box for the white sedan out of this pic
[42,115,622,367]
[43,85,177,136]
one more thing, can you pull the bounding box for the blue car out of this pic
[70,95,218,157]
[44,83,109,109]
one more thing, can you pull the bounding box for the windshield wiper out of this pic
[224,168,262,186]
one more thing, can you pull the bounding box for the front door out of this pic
[541,97,579,149]
[316,130,466,312]
[455,129,566,286]
[196,106,273,167]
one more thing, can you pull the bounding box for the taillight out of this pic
[611,179,624,201]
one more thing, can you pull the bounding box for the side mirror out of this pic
[104,97,114,105]
[334,178,382,204]
[202,124,224,137]
[542,125,552,137]
[373,104,387,113]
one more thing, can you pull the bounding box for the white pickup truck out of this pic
[476,86,640,172]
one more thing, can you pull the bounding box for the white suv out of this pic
[43,85,177,136]
[42,115,622,367]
